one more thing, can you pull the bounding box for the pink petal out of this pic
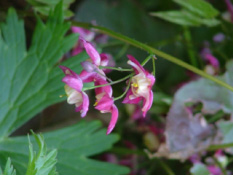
[79,70,96,83]
[142,90,153,117]
[122,89,141,104]
[83,40,101,66]
[81,61,97,72]
[59,65,79,79]
[100,53,115,73]
[95,78,112,97]
[204,53,219,68]
[71,42,83,56]
[106,104,118,135]
[147,74,156,88]
[80,92,89,117]
[71,27,95,41]
[95,94,113,112]
[100,53,110,67]
[127,55,146,74]
[62,76,83,92]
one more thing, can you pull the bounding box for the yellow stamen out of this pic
[94,101,98,106]
[59,94,67,98]
[132,83,138,88]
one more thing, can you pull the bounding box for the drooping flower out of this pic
[94,78,118,135]
[59,65,89,117]
[71,26,109,56]
[123,55,155,117]
[71,26,95,56]
[79,40,114,82]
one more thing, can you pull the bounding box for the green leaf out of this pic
[26,132,57,175]
[0,121,129,175]
[190,163,210,175]
[0,158,16,175]
[173,0,219,18]
[150,10,220,27]
[27,0,75,17]
[218,121,233,153]
[0,6,90,137]
[150,11,202,26]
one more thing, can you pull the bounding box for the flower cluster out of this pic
[60,27,155,134]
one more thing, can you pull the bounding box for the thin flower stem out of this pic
[99,66,132,72]
[83,73,134,91]
[71,21,233,92]
[208,143,233,151]
[114,78,131,101]
[152,56,156,76]
[141,54,154,66]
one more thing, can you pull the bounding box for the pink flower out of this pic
[207,165,221,175]
[59,65,89,117]
[200,43,219,69]
[71,26,95,56]
[79,40,113,82]
[123,55,155,117]
[71,26,95,42]
[94,78,118,135]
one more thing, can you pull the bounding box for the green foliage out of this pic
[0,121,129,175]
[27,0,74,17]
[218,121,233,153]
[26,132,57,175]
[150,0,220,27]
[151,10,220,27]
[0,4,129,175]
[0,158,16,175]
[0,4,85,137]
[173,0,219,18]
[190,163,209,175]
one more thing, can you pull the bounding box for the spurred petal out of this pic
[127,55,146,74]
[95,94,113,112]
[83,40,101,66]
[142,90,153,117]
[106,104,118,135]
[80,92,89,117]
[62,76,83,92]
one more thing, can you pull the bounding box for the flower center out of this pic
[65,85,83,106]
[131,73,151,97]
[94,92,106,106]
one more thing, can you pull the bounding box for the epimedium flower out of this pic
[123,55,155,117]
[59,65,89,117]
[79,39,115,82]
[71,26,95,56]
[71,26,109,56]
[94,77,118,135]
